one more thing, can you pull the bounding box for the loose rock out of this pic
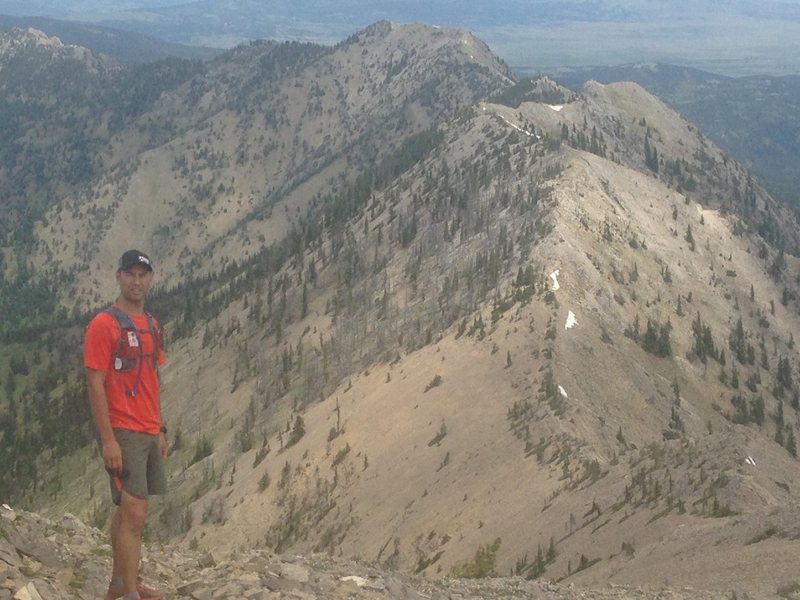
[0,506,763,600]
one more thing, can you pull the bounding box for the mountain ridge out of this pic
[547,62,800,206]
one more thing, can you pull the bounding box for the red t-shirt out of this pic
[84,309,165,434]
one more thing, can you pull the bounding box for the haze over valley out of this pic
[4,0,800,75]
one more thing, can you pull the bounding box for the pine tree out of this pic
[776,399,785,428]
[775,424,785,447]
[642,319,659,354]
[287,415,306,447]
[777,356,793,390]
[547,537,557,563]
[644,134,659,173]
[786,427,797,457]
[730,318,747,364]
[751,396,765,426]
[658,321,672,357]
[731,394,748,424]
[685,224,695,251]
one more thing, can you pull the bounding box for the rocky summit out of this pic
[0,504,736,600]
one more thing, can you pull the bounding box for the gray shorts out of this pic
[108,429,167,505]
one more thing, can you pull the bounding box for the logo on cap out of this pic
[119,249,153,271]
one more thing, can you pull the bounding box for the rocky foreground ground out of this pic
[0,504,765,599]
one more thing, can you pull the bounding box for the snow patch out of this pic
[497,114,540,139]
[565,311,578,330]
[549,269,560,291]
[558,385,568,398]
[548,105,564,112]
[745,456,756,466]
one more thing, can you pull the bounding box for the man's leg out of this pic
[110,508,122,581]
[112,491,148,595]
[106,430,163,599]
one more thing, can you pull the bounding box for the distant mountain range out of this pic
[0,14,220,62]
[3,0,800,74]
[3,13,797,207]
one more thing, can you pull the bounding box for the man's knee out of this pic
[119,492,148,532]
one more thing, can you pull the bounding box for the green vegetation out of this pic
[691,313,720,364]
[331,443,351,468]
[513,538,558,580]
[451,537,502,578]
[574,553,601,573]
[257,469,271,492]
[0,39,204,250]
[191,435,214,465]
[745,525,779,545]
[286,416,306,448]
[644,133,658,173]
[562,120,607,158]
[625,315,672,358]
[556,65,800,206]
[424,375,443,393]
[0,271,65,342]
[491,77,571,108]
[427,422,447,447]
[0,331,92,501]
[729,318,755,366]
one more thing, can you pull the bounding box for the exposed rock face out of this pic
[0,27,115,85]
[0,505,733,599]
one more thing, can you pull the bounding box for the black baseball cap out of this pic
[118,249,153,271]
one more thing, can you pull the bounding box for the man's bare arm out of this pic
[86,368,122,472]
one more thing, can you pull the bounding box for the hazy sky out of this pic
[2,0,799,74]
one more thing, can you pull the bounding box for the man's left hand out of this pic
[159,432,169,459]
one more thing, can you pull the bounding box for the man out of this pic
[84,250,167,600]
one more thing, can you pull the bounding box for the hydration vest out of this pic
[103,306,161,398]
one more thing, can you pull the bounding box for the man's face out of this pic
[116,265,154,303]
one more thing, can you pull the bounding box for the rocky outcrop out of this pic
[0,505,734,599]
